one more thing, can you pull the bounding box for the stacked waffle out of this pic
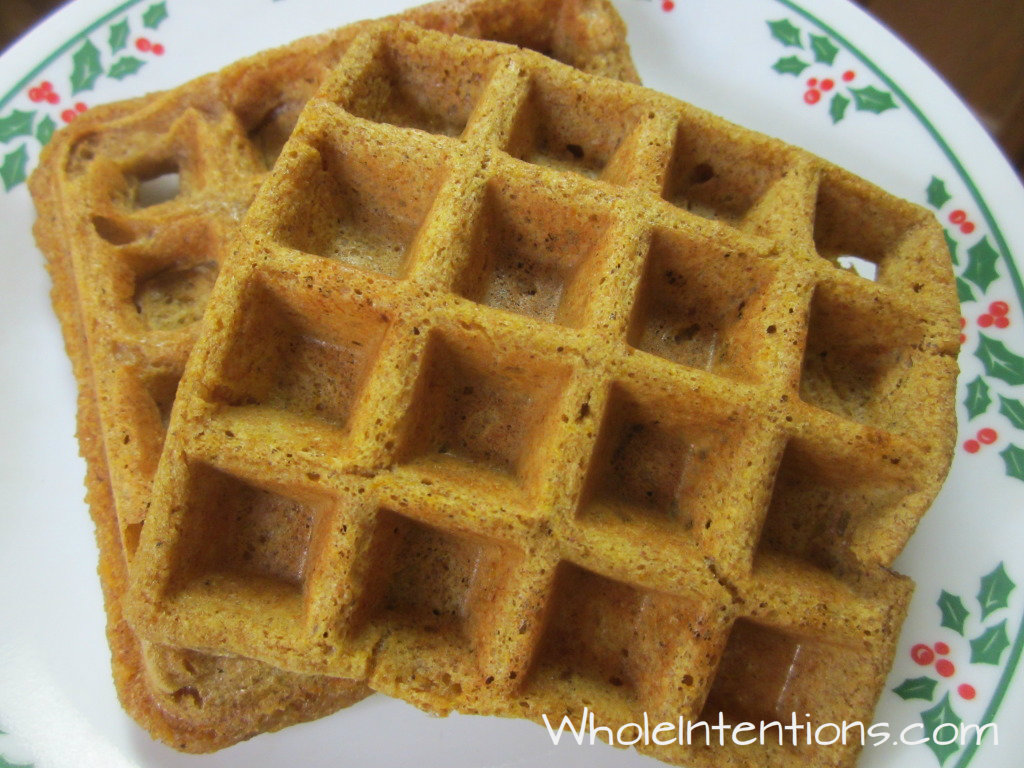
[29,0,640,752]
[31,2,959,766]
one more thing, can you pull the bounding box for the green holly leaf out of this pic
[70,39,102,94]
[1000,443,1024,482]
[921,693,963,765]
[946,230,959,266]
[938,590,969,635]
[998,395,1024,429]
[35,114,55,145]
[851,85,898,114]
[978,563,1015,618]
[970,619,1011,665]
[957,276,975,303]
[893,676,937,701]
[829,92,849,124]
[772,56,809,76]
[107,56,145,80]
[768,19,802,47]
[0,110,35,142]
[927,176,952,209]
[976,334,1024,385]
[0,144,28,191]
[108,18,130,52]
[809,34,839,64]
[964,376,991,419]
[142,2,169,29]
[963,237,1000,293]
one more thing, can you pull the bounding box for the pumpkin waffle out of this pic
[128,22,958,768]
[29,0,639,752]
[39,193,370,749]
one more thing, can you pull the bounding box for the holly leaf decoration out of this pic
[829,93,849,124]
[70,39,102,94]
[809,34,839,64]
[0,110,35,142]
[946,230,959,266]
[964,375,991,419]
[978,562,1015,618]
[963,237,1000,292]
[921,693,963,765]
[108,18,130,52]
[851,85,897,114]
[937,590,969,635]
[107,56,145,80]
[970,619,1011,665]
[927,176,952,209]
[142,2,169,29]
[976,334,1024,385]
[893,676,937,701]
[0,144,28,191]
[772,56,809,76]
[1001,443,1024,482]
[957,277,975,303]
[35,114,55,145]
[768,19,802,48]
[999,395,1024,429]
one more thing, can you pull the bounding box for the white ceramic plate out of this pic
[1,1,1022,766]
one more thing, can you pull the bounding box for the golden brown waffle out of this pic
[128,21,958,768]
[29,0,639,752]
[44,212,371,749]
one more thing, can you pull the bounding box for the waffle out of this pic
[127,21,958,768]
[29,0,639,751]
[39,197,370,748]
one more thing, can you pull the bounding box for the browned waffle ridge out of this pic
[128,21,958,768]
[29,0,639,752]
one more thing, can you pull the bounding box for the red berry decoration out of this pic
[807,77,818,87]
[136,37,152,52]
[61,109,77,123]
[960,333,967,345]
[991,301,1010,316]
[934,641,950,655]
[28,87,42,102]
[75,102,87,113]
[995,316,1010,328]
[978,314,994,328]
[842,70,856,82]
[978,428,998,444]
[960,316,967,328]
[961,222,975,234]
[911,643,935,665]
[820,78,835,91]
[950,209,968,224]
[152,43,165,55]
[936,659,956,677]
[804,89,821,104]
[45,92,59,104]
[958,684,976,700]
[964,439,980,453]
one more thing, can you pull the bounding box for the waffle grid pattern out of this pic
[32,0,643,750]
[130,23,957,767]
